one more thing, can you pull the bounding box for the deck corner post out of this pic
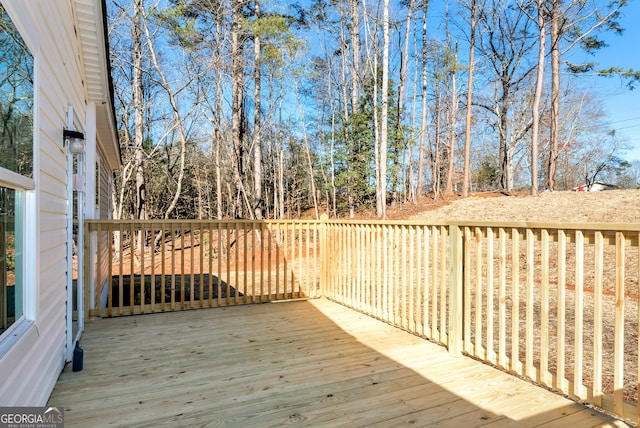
[319,213,329,298]
[448,224,464,356]
[84,221,91,323]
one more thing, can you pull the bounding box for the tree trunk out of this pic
[279,149,285,219]
[349,0,360,218]
[547,0,560,191]
[531,0,546,196]
[350,0,360,116]
[433,78,442,199]
[231,0,246,218]
[498,98,511,191]
[214,128,222,219]
[330,108,337,217]
[338,6,354,218]
[215,56,223,220]
[445,50,458,195]
[253,1,262,220]
[417,0,429,197]
[378,0,389,218]
[133,0,145,249]
[393,0,414,206]
[373,49,380,214]
[462,0,476,197]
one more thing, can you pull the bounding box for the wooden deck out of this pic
[48,299,629,427]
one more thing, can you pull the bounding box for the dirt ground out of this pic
[381,189,640,224]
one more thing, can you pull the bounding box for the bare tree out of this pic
[107,0,637,220]
[140,9,190,220]
[394,0,414,205]
[530,0,546,195]
[350,0,361,117]
[131,0,147,252]
[545,0,627,191]
[416,0,429,197]
[462,0,478,197]
[547,0,559,191]
[444,42,458,196]
[231,0,249,218]
[214,46,224,220]
[253,0,263,220]
[477,0,536,192]
[432,59,444,198]
[377,0,389,218]
[133,0,146,227]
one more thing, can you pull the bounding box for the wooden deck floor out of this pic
[48,299,629,427]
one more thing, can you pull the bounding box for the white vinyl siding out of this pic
[0,0,108,405]
[91,147,111,307]
[97,146,112,219]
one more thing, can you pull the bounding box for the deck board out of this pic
[48,299,629,427]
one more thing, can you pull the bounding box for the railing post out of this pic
[319,214,328,298]
[84,221,91,322]
[448,224,464,356]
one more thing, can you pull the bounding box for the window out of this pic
[0,4,33,337]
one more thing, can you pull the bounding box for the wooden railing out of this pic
[455,222,640,423]
[84,218,640,424]
[84,220,322,317]
[322,220,640,425]
[323,221,453,347]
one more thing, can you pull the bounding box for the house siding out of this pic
[92,146,112,307]
[97,145,112,220]
[0,0,115,405]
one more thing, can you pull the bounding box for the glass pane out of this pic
[0,5,33,177]
[1,187,22,334]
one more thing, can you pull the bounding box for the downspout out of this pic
[64,106,86,362]
[65,114,74,363]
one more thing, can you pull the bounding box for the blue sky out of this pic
[588,2,640,161]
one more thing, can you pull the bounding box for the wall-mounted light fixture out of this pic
[63,129,85,154]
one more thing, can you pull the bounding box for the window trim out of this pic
[0,187,31,349]
[0,169,35,191]
[0,318,35,357]
[0,4,36,351]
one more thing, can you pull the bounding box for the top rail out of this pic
[87,218,640,231]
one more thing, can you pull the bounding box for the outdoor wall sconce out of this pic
[63,129,85,154]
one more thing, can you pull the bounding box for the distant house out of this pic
[573,181,619,192]
[0,1,120,405]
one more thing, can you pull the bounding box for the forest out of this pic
[106,0,640,221]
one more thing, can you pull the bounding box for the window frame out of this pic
[0,172,35,352]
[0,3,36,353]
